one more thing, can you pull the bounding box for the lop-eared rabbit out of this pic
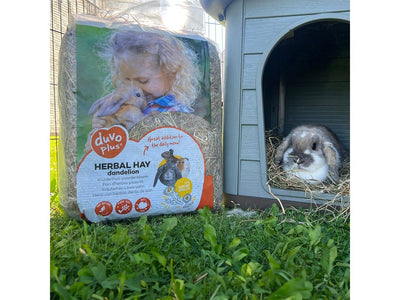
[274,125,348,184]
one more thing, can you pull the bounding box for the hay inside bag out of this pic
[58,15,222,222]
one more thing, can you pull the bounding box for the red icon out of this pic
[115,199,133,215]
[95,201,113,216]
[134,197,151,213]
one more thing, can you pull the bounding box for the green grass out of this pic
[51,137,60,215]
[50,139,350,299]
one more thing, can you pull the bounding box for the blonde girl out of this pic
[95,29,201,117]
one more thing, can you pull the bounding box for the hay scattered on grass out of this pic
[265,130,350,213]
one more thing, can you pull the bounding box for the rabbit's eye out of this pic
[137,79,149,84]
[312,143,317,150]
[135,93,141,97]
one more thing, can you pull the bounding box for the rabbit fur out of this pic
[274,125,347,184]
[88,85,147,131]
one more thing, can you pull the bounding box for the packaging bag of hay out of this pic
[58,14,223,222]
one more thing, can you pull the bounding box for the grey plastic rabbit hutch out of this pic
[200,0,350,208]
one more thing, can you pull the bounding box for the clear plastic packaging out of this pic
[58,13,222,222]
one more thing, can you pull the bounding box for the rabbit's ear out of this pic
[322,142,340,183]
[274,135,292,164]
[94,95,126,117]
[88,94,113,115]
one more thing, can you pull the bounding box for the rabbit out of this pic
[88,85,147,131]
[153,149,182,187]
[274,125,348,184]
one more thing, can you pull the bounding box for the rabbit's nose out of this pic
[294,157,304,165]
[144,93,155,102]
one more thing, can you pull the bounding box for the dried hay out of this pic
[58,26,80,219]
[265,130,350,214]
[208,41,223,134]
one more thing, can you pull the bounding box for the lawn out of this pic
[50,139,350,299]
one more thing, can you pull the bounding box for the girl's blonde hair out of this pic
[108,30,200,108]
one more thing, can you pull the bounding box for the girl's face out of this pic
[119,53,174,101]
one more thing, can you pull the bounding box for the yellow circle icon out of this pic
[174,177,193,197]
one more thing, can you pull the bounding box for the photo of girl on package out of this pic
[77,25,212,160]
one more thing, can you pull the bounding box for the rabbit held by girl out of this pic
[88,29,200,131]
[274,125,348,184]
[88,85,147,131]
